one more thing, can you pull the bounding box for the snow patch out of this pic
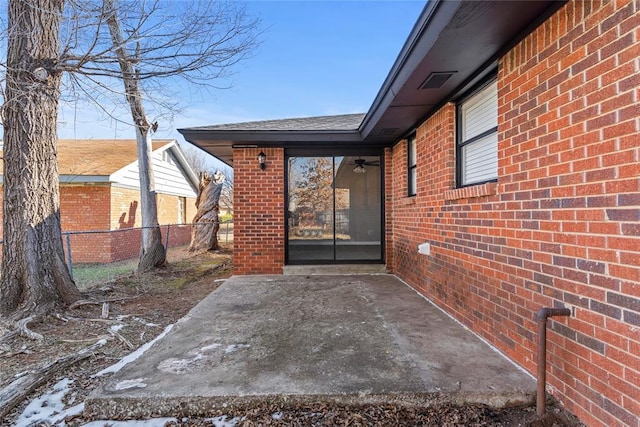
[157,357,196,374]
[205,415,243,426]
[114,378,148,390]
[110,323,126,332]
[65,402,85,418]
[156,341,249,373]
[14,378,82,427]
[201,343,223,352]
[94,324,173,377]
[134,316,160,327]
[80,418,177,427]
[158,343,223,374]
[224,344,250,354]
[271,412,283,420]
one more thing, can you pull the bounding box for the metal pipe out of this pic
[536,307,571,416]
[65,233,74,279]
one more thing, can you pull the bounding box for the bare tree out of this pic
[62,0,258,271]
[0,0,83,318]
[292,157,334,229]
[0,0,259,317]
[219,169,234,215]
[104,0,166,271]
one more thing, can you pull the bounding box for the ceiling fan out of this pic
[351,158,380,174]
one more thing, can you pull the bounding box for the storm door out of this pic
[286,154,382,264]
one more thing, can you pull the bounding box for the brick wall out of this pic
[157,192,196,228]
[388,1,639,426]
[109,186,195,261]
[233,147,285,274]
[110,186,196,229]
[60,185,112,263]
[0,186,110,263]
[1,182,195,264]
[1,184,112,263]
[110,186,141,230]
[61,185,111,231]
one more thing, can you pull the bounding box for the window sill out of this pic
[444,182,497,201]
[397,197,417,206]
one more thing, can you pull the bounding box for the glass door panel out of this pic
[287,156,335,262]
[334,156,381,260]
[287,154,382,263]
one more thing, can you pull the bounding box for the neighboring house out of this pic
[0,139,198,263]
[180,1,639,426]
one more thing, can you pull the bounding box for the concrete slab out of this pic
[85,275,535,418]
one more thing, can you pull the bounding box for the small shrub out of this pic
[219,213,233,223]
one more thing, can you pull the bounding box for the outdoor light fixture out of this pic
[258,151,266,170]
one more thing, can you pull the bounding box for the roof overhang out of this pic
[178,130,364,167]
[59,175,110,184]
[179,0,567,167]
[360,0,567,143]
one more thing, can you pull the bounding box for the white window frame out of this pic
[407,133,417,196]
[457,78,498,187]
[178,197,186,224]
[162,150,174,165]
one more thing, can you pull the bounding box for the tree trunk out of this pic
[0,0,82,318]
[134,128,166,272]
[105,0,166,272]
[189,172,224,252]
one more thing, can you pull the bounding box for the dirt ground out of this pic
[0,245,583,426]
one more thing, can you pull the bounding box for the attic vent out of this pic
[378,128,399,136]
[420,72,456,89]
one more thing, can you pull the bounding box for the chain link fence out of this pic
[0,221,233,289]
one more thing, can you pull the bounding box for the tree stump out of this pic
[189,171,224,252]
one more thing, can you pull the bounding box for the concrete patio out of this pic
[85,274,536,418]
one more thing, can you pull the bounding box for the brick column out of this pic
[233,147,285,274]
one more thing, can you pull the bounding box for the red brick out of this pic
[233,147,285,274]
[385,2,640,425]
[223,2,640,426]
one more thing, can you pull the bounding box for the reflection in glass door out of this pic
[287,155,382,263]
[287,156,334,262]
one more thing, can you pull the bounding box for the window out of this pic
[407,134,417,196]
[457,78,498,187]
[162,150,174,165]
[178,197,186,224]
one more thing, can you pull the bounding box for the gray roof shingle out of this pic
[189,113,365,132]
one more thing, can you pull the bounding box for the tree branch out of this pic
[0,340,105,419]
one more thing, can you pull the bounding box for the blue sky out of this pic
[200,1,426,120]
[58,0,425,169]
[58,1,426,154]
